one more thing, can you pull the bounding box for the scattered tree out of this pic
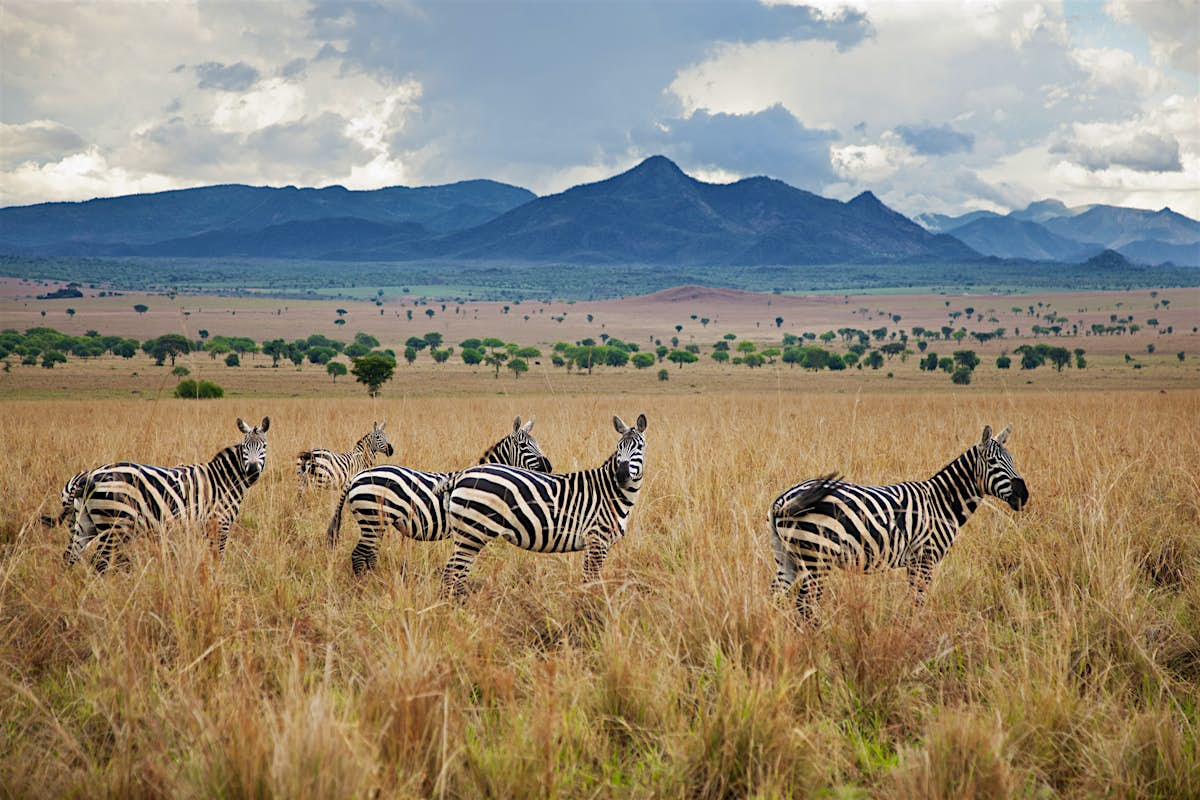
[351,354,396,396]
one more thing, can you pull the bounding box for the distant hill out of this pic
[949,217,1098,262]
[915,198,1199,266]
[376,156,978,265]
[1042,205,1200,248]
[0,181,536,255]
[915,209,1000,233]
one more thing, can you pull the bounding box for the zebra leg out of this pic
[794,571,826,622]
[91,526,122,573]
[906,553,937,606]
[769,520,799,596]
[215,517,233,555]
[441,534,488,598]
[348,504,396,576]
[583,537,610,582]
[64,508,97,566]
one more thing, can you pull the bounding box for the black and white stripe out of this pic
[65,417,270,572]
[440,413,647,595]
[326,416,552,575]
[41,469,90,527]
[297,421,393,492]
[769,425,1029,619]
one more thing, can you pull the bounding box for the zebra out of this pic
[297,421,394,492]
[439,413,647,596]
[41,469,89,527]
[64,417,270,572]
[325,416,553,576]
[768,425,1029,620]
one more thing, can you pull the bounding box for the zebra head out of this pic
[611,414,648,487]
[482,416,552,472]
[366,421,395,457]
[975,425,1028,511]
[236,417,270,479]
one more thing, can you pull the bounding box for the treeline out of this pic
[0,327,141,369]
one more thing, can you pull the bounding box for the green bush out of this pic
[175,379,224,399]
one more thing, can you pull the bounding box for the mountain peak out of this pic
[848,190,883,207]
[626,155,686,177]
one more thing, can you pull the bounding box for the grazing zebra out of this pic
[65,417,270,572]
[297,421,394,492]
[769,425,1029,619]
[326,416,553,575]
[439,413,647,596]
[41,469,89,527]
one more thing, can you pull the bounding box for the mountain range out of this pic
[2,156,1197,266]
[918,200,1199,266]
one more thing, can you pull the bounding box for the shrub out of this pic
[951,367,972,385]
[225,353,240,367]
[174,379,224,399]
[996,355,1011,369]
[657,368,669,381]
[172,365,190,377]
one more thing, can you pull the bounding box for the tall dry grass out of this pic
[1,390,1197,797]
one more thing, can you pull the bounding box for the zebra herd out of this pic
[41,413,1029,619]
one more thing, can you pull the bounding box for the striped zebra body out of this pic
[297,421,393,492]
[441,413,647,595]
[326,416,552,575]
[65,417,270,572]
[769,425,1028,619]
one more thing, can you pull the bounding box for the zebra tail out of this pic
[775,472,841,518]
[40,511,65,527]
[325,479,354,547]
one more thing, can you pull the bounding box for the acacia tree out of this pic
[144,333,190,366]
[327,361,347,382]
[351,354,395,396]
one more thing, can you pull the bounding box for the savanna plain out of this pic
[1,287,1199,798]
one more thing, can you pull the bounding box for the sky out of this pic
[1,0,1198,218]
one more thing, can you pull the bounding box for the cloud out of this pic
[194,61,261,92]
[1106,0,1199,73]
[640,104,839,188]
[320,0,869,192]
[895,123,974,156]
[2,148,181,206]
[1053,127,1182,173]
[0,120,85,169]
[830,131,922,183]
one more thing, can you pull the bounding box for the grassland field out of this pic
[1,282,1198,797]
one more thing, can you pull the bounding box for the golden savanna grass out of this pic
[1,391,1198,797]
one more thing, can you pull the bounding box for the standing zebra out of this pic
[769,425,1029,619]
[296,421,394,492]
[326,416,552,575]
[439,413,647,596]
[65,417,270,572]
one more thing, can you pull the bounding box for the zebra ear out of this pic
[237,418,250,434]
[513,416,523,433]
[613,415,629,434]
[980,425,992,444]
[636,413,647,432]
[995,425,1010,445]
[521,416,535,433]
[260,416,270,432]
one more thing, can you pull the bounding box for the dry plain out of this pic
[1,284,1198,797]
